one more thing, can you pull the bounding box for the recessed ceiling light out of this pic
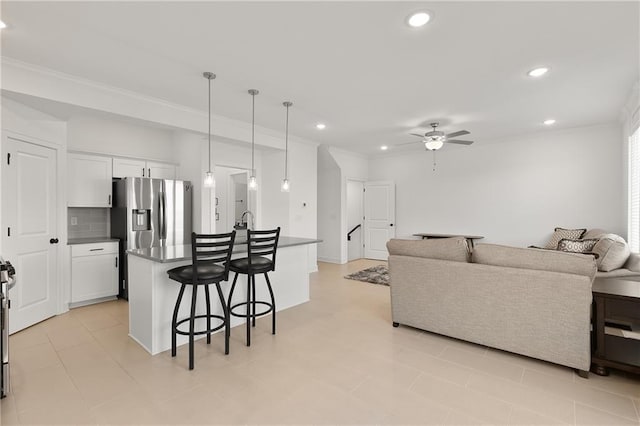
[407,12,431,28]
[316,123,326,130]
[527,67,550,78]
[380,146,388,151]
[0,21,7,29]
[543,119,556,125]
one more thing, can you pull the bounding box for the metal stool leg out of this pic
[227,272,238,314]
[264,272,276,335]
[189,285,198,370]
[246,275,251,346]
[251,274,257,327]
[214,282,230,355]
[204,284,212,344]
[171,284,186,357]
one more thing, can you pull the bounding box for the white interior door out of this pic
[2,136,58,333]
[364,181,395,260]
[347,180,364,261]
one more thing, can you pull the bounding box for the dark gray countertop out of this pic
[68,237,120,245]
[127,236,321,263]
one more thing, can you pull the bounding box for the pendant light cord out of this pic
[285,104,289,180]
[208,77,212,172]
[251,92,255,175]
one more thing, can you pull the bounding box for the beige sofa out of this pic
[387,237,597,376]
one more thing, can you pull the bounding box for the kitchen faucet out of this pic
[240,210,255,230]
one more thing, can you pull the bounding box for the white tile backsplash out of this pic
[68,207,109,239]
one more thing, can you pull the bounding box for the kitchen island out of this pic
[127,236,320,355]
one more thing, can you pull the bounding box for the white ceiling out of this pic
[2,1,638,154]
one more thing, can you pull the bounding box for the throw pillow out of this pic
[544,227,587,249]
[557,238,598,253]
[591,234,631,272]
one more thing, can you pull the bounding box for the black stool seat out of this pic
[229,256,273,274]
[167,231,235,370]
[227,228,280,347]
[168,264,225,283]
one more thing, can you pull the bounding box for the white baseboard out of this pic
[317,256,342,264]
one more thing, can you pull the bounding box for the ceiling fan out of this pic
[406,122,474,151]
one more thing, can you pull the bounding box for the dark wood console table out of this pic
[413,233,484,248]
[591,277,640,376]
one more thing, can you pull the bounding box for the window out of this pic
[629,127,640,252]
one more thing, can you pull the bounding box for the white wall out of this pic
[288,141,318,270]
[368,123,625,247]
[261,149,290,233]
[67,113,175,161]
[317,146,342,263]
[172,131,206,232]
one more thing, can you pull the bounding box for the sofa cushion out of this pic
[544,227,586,249]
[473,244,597,278]
[592,234,631,272]
[583,228,608,240]
[557,238,598,253]
[596,268,640,279]
[386,237,469,262]
[624,253,640,273]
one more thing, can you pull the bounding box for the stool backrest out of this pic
[247,227,280,271]
[191,231,236,282]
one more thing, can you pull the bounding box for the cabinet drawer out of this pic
[604,334,640,367]
[605,298,640,321]
[71,242,118,257]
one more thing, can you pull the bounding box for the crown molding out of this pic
[1,56,319,148]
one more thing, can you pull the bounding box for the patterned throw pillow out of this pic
[544,227,587,249]
[557,238,598,253]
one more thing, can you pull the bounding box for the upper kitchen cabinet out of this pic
[112,158,176,179]
[147,161,176,179]
[113,157,146,178]
[68,153,113,207]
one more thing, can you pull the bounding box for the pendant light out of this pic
[248,89,259,191]
[281,101,293,192]
[203,72,216,188]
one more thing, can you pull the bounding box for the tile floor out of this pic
[1,259,640,425]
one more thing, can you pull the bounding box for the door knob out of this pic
[49,238,59,244]
[390,224,394,227]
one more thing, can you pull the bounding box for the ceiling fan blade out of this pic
[446,139,474,145]
[409,133,425,138]
[397,140,422,146]
[446,130,470,139]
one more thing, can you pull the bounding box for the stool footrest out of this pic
[175,314,226,336]
[229,301,274,319]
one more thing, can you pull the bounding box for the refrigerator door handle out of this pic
[159,191,167,240]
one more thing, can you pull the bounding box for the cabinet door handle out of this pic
[89,248,104,252]
[142,168,145,177]
[148,168,151,178]
[115,256,118,268]
[108,195,111,205]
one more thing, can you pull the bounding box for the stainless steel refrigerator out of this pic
[111,178,193,299]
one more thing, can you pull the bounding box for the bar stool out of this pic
[167,231,235,370]
[227,227,280,346]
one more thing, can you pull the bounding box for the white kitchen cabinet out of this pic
[71,242,119,304]
[112,157,146,178]
[147,161,176,179]
[112,158,176,179]
[68,153,113,207]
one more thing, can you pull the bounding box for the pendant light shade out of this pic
[203,72,216,188]
[248,89,259,191]
[281,101,293,192]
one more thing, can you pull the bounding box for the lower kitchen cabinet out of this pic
[71,242,119,304]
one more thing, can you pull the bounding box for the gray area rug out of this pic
[344,265,389,286]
